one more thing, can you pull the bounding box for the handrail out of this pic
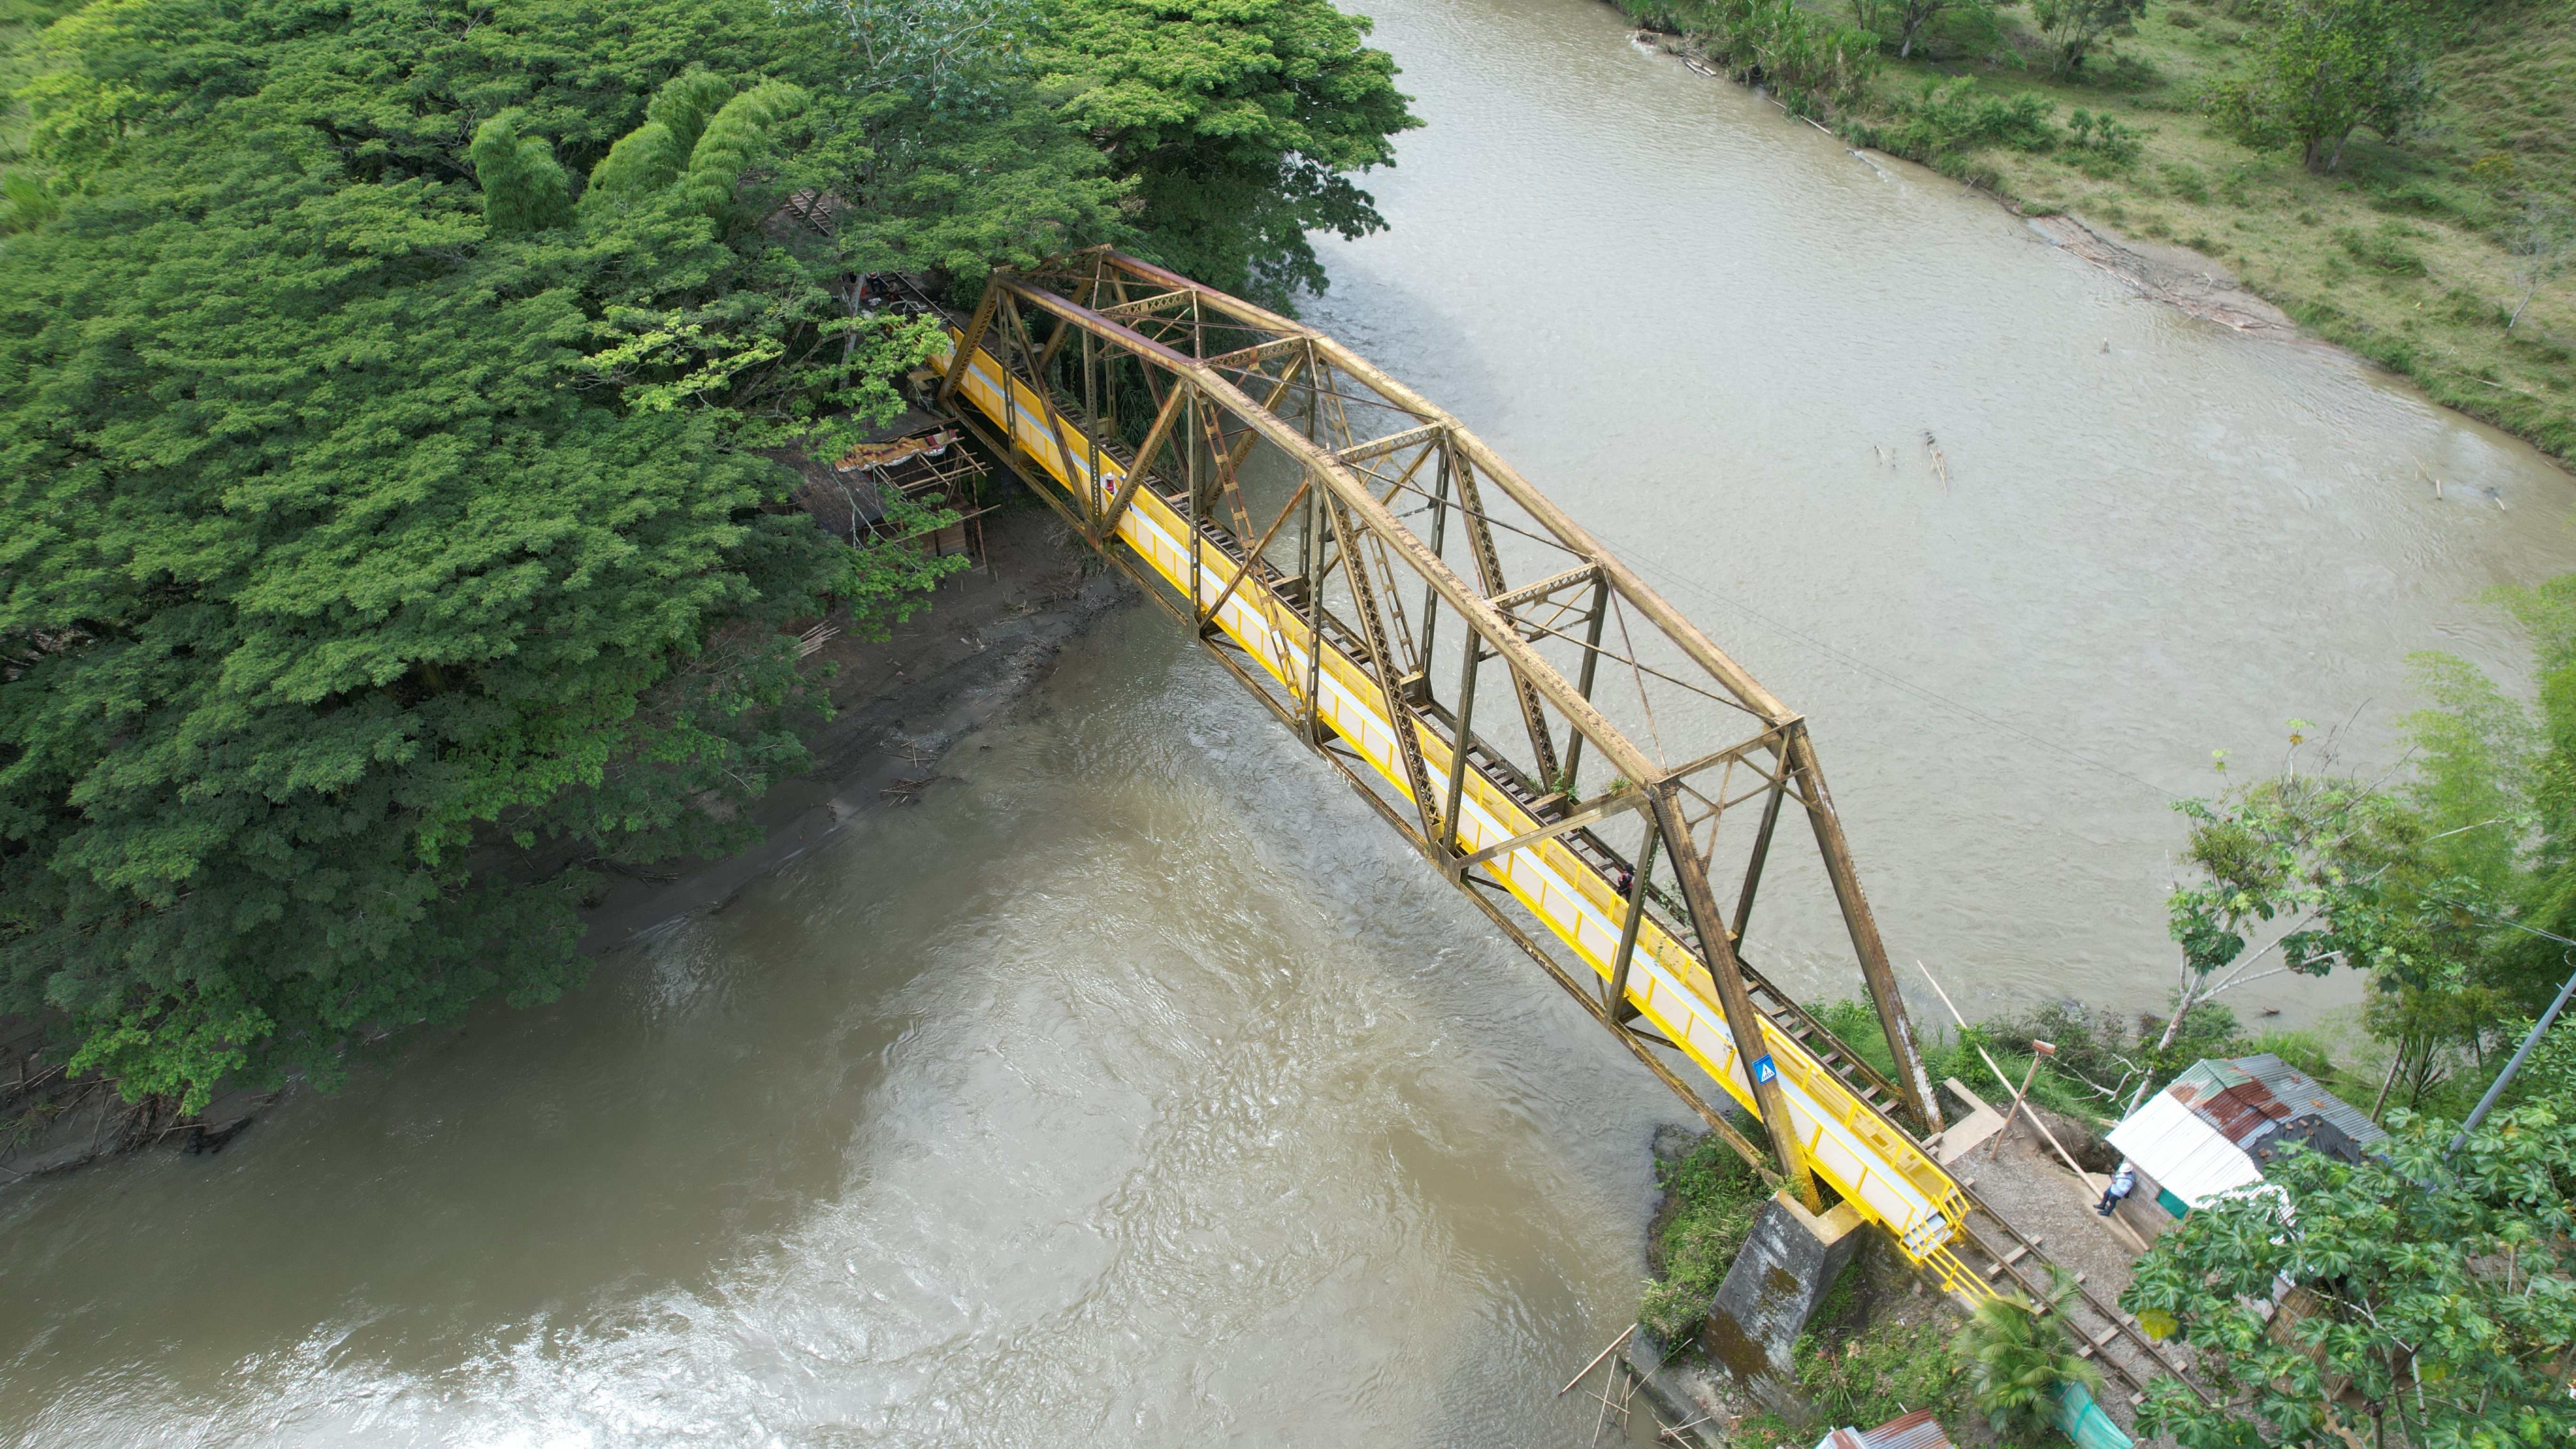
[934,329,1988,1287]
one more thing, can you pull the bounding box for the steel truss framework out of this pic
[927,248,1988,1271]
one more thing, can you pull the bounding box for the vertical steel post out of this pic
[1418,444,1452,679]
[1649,786,1822,1209]
[1607,821,1663,1019]
[1560,576,1610,797]
[1731,764,1788,942]
[1082,331,1101,519]
[1186,390,1203,628]
[1785,724,1942,1132]
[1302,474,1327,745]
[1439,628,1481,862]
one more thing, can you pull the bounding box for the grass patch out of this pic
[1734,1318,1972,1442]
[1637,1130,1770,1343]
[1615,0,2576,463]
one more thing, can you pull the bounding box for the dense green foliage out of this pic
[1860,75,2061,162]
[1034,0,1419,310]
[1637,1130,1769,1343]
[1731,1313,1972,1444]
[0,0,1414,1110]
[2206,0,2434,171]
[2031,0,2148,76]
[1624,0,1881,114]
[2123,1101,2576,1448]
[1851,0,1996,62]
[1955,1273,2103,1441]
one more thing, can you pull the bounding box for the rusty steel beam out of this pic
[951,253,1946,1142]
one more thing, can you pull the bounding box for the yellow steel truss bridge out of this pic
[908,252,2213,1389]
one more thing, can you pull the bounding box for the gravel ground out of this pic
[1950,1118,2190,1447]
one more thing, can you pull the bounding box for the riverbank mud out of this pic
[576,503,1132,951]
[2021,214,2299,338]
[0,500,1128,1185]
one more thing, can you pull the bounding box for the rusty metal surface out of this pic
[917,250,2001,1257]
[1853,1408,1956,1449]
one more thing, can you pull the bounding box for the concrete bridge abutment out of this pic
[1700,1188,1871,1415]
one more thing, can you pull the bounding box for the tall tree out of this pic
[2206,0,2433,172]
[0,0,1120,1109]
[2031,0,2149,76]
[1031,0,1422,311]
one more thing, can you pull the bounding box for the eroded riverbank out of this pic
[0,503,1127,1183]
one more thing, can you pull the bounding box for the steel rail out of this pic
[932,311,1980,1276]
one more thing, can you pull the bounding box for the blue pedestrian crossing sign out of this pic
[1750,1055,1777,1084]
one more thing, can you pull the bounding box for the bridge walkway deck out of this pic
[901,266,2204,1411]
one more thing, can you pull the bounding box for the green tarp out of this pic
[2054,1383,2134,1449]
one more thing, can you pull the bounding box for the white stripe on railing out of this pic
[942,338,1962,1256]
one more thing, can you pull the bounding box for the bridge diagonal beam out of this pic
[1095,374,1190,539]
[1327,494,1443,844]
[1447,455,1562,792]
[990,277,1668,789]
[929,250,1987,1285]
[1455,787,1652,875]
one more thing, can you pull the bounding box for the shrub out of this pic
[1803,1319,1972,1427]
[2067,108,2144,164]
[2159,161,2213,203]
[2134,998,2248,1088]
[2335,222,2430,274]
[1876,77,2059,171]
[2241,1026,2335,1079]
[1636,1134,1769,1342]
[2366,178,2496,228]
[1955,1273,2105,1440]
[1718,0,1883,113]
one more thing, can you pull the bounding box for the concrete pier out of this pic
[1701,1190,1870,1414]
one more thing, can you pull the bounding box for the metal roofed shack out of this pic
[1810,1408,1956,1449]
[2105,1053,2389,1232]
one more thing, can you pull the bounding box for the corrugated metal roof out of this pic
[1857,1408,1956,1449]
[2227,1053,2388,1149]
[1812,1413,1956,1449]
[2198,1081,2292,1147]
[2111,1053,2387,1208]
[2168,1054,2387,1152]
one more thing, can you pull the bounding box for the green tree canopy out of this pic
[2031,0,2148,77]
[2122,1102,2576,1448]
[1033,0,1422,310]
[2206,0,2434,173]
[2,0,1426,1112]
[0,0,1121,1109]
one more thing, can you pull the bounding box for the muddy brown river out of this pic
[7,0,2574,1442]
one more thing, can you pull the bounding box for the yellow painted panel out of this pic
[935,333,1974,1271]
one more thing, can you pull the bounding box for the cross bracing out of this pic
[915,248,2033,1304]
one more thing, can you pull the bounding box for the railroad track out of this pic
[1941,1181,2209,1409]
[942,293,2213,1416]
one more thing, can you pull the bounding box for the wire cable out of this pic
[1578,528,2182,802]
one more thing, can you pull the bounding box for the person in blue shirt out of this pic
[2096,1161,2136,1216]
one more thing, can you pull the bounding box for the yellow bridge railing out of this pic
[936,328,1993,1298]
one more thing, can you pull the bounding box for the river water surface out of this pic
[8,0,2575,1442]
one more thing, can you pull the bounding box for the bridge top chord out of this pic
[912,248,2077,1307]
